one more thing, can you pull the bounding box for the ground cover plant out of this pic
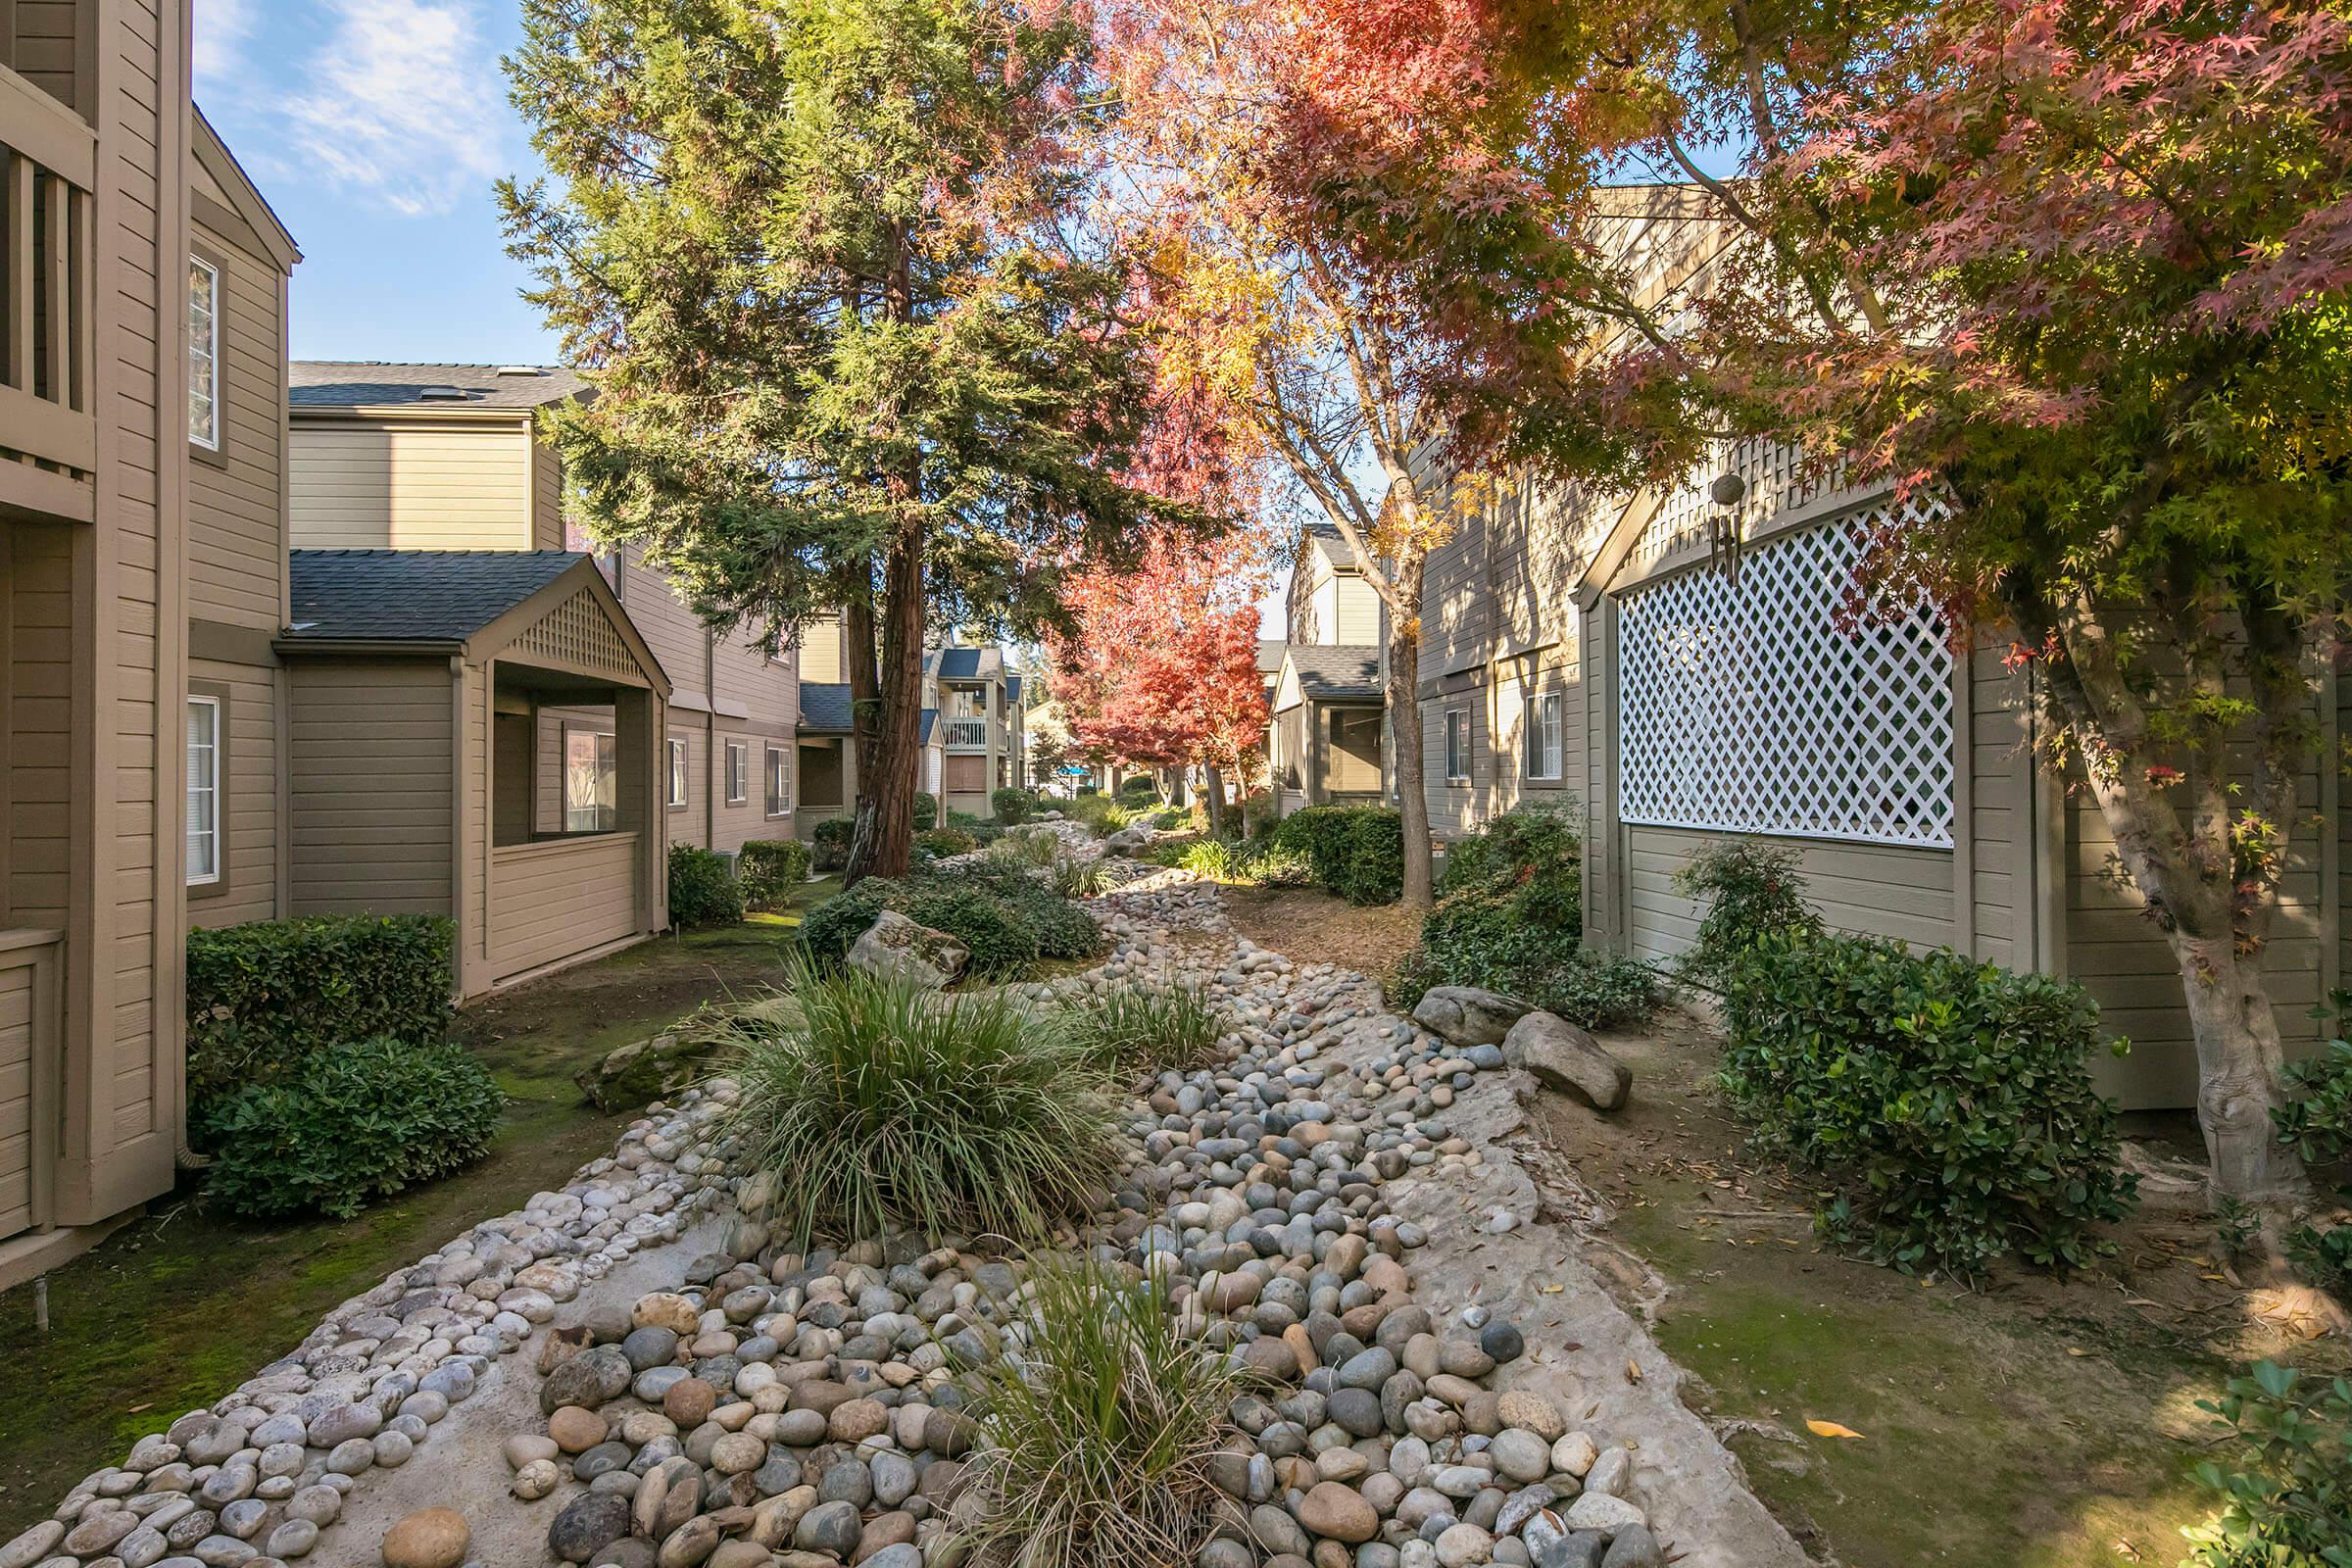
[2179,1359,2352,1568]
[1060,982,1225,1074]
[800,862,1103,976]
[2273,999,2352,1166]
[719,965,1121,1244]
[956,1259,1237,1568]
[198,1037,506,1220]
[1717,929,2136,1279]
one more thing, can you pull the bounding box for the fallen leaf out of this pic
[1805,1419,1865,1440]
[1626,1360,1643,1385]
[2065,1347,2089,1357]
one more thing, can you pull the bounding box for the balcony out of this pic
[943,717,990,751]
[0,65,96,523]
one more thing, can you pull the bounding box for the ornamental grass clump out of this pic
[1062,982,1224,1074]
[956,1259,1237,1568]
[721,964,1120,1246]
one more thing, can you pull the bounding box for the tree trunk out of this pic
[1388,568,1434,908]
[2175,932,2307,1204]
[1204,762,1227,838]
[845,516,923,885]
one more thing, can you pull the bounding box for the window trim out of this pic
[665,736,688,809]
[725,740,749,806]
[1444,709,1469,785]
[1523,691,1563,782]
[188,253,221,455]
[186,688,225,892]
[763,744,792,818]
[561,720,619,834]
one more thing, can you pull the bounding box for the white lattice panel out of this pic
[1632,436,1824,570]
[1616,513,1954,848]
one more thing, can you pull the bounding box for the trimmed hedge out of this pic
[1718,930,2136,1278]
[913,792,938,831]
[186,915,453,1106]
[1274,806,1403,905]
[737,839,813,912]
[920,827,980,858]
[199,1036,505,1220]
[811,817,854,871]
[668,844,746,928]
[993,786,1039,825]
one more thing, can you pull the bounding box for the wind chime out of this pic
[1705,471,1747,583]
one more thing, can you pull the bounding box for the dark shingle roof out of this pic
[936,647,984,679]
[919,709,938,745]
[284,550,584,643]
[1256,639,1289,674]
[1302,521,1364,570]
[800,682,855,733]
[290,362,587,411]
[1004,673,1023,706]
[1289,644,1384,700]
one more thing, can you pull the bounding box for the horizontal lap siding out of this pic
[710,629,798,853]
[489,835,638,980]
[289,661,454,915]
[1627,825,1955,965]
[9,524,75,925]
[1422,696,1493,838]
[619,552,708,704]
[189,219,286,628]
[187,659,280,928]
[0,959,34,1235]
[290,422,533,550]
[1967,641,2026,972]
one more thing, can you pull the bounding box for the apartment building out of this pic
[796,619,1025,826]
[1268,523,1387,816]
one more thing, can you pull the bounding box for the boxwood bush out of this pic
[1718,930,2136,1278]
[186,915,454,1106]
[736,838,813,911]
[811,817,855,871]
[667,844,745,928]
[993,786,1038,825]
[1274,806,1403,905]
[199,1037,505,1220]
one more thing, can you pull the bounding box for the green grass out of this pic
[956,1259,1237,1568]
[720,964,1122,1247]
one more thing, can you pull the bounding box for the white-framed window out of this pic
[1616,515,1955,848]
[764,745,791,817]
[1523,691,1563,781]
[188,257,220,450]
[1444,710,1469,784]
[725,740,748,805]
[186,696,220,885]
[666,737,688,808]
[564,724,617,832]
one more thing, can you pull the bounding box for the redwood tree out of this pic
[501,0,1187,884]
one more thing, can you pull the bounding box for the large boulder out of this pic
[1103,822,1155,854]
[1503,1011,1633,1111]
[847,910,969,989]
[1412,985,1535,1048]
[576,1031,723,1112]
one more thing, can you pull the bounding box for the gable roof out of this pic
[1257,639,1290,675]
[800,682,855,733]
[936,646,985,679]
[1286,644,1384,701]
[920,709,938,745]
[1302,521,1364,572]
[1004,673,1023,706]
[285,550,585,643]
[290,363,588,412]
[193,106,299,271]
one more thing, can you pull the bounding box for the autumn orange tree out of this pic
[1052,526,1273,835]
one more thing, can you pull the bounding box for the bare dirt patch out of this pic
[1530,1007,2352,1568]
[1221,884,1424,975]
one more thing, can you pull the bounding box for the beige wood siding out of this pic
[1423,694,1494,836]
[488,832,639,981]
[290,418,535,550]
[1333,575,1381,647]
[614,549,709,704]
[1965,641,2027,972]
[462,662,488,987]
[188,222,286,627]
[530,434,564,550]
[7,522,74,923]
[1628,825,1957,964]
[0,950,36,1236]
[5,1,79,102]
[798,615,843,684]
[288,660,455,915]
[187,659,281,928]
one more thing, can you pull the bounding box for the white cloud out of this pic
[283,0,510,218]
[193,0,257,91]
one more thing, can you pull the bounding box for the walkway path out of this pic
[3,845,1805,1568]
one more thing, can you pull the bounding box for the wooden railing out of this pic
[0,65,95,521]
[943,717,990,750]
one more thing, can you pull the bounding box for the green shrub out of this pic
[912,792,938,831]
[811,816,854,871]
[736,839,812,911]
[668,844,745,928]
[1062,984,1225,1073]
[1672,841,1824,986]
[185,915,454,1107]
[1718,930,2136,1279]
[800,880,893,963]
[2274,999,2352,1165]
[920,826,980,858]
[994,786,1039,825]
[199,1037,504,1220]
[2180,1360,2352,1568]
[1274,806,1403,905]
[1400,805,1599,1018]
[988,827,1063,869]
[720,965,1121,1244]
[1118,775,1160,806]
[1438,802,1583,919]
[2286,1222,2352,1295]
[1053,856,1115,899]
[800,864,1102,974]
[1068,793,1119,836]
[906,882,1041,975]
[957,1259,1237,1568]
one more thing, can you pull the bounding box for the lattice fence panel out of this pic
[1617,512,1955,848]
[1632,436,1824,570]
[511,589,641,682]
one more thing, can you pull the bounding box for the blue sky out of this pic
[196,0,561,365]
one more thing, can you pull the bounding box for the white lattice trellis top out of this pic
[1617,513,1955,849]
